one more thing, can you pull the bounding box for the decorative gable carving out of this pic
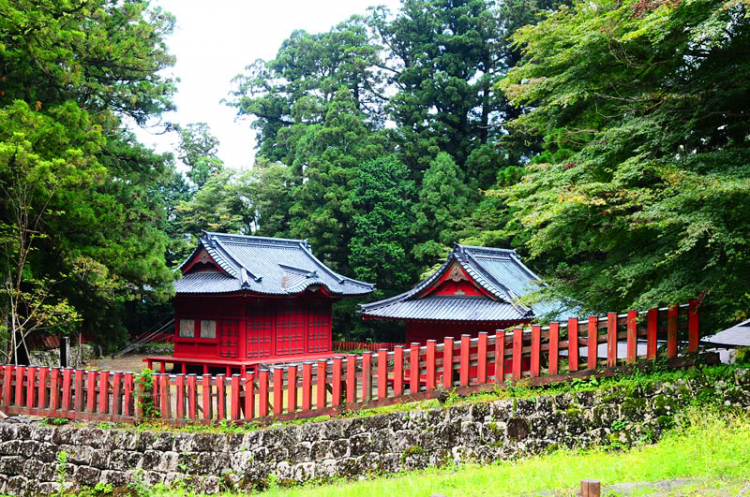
[447,265,468,282]
[196,249,213,265]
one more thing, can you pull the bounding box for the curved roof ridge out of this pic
[461,251,532,315]
[175,231,374,297]
[211,236,263,283]
[204,231,310,248]
[455,243,517,256]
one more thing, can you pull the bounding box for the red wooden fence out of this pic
[0,302,701,424]
[333,341,403,352]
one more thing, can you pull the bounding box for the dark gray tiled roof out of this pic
[702,319,750,347]
[360,243,570,322]
[361,296,528,322]
[175,232,374,296]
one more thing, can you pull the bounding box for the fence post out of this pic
[99,371,110,415]
[74,369,85,412]
[316,360,327,409]
[409,343,420,394]
[607,313,618,368]
[202,375,213,421]
[426,340,436,391]
[15,366,26,407]
[495,331,505,382]
[302,363,313,410]
[647,308,658,360]
[38,367,49,412]
[362,352,373,402]
[459,335,471,386]
[667,305,678,358]
[331,358,343,407]
[549,323,559,375]
[86,370,97,413]
[25,366,36,411]
[627,311,638,364]
[215,371,226,420]
[287,366,297,414]
[161,374,172,420]
[531,325,541,377]
[346,355,357,404]
[187,374,197,420]
[175,374,185,420]
[441,339,453,389]
[244,373,255,420]
[581,479,601,497]
[689,299,699,352]
[62,368,72,412]
[588,316,598,370]
[231,374,241,420]
[272,368,283,416]
[394,346,405,395]
[259,370,269,417]
[123,372,133,418]
[477,332,488,384]
[378,349,389,399]
[568,318,579,372]
[512,329,523,380]
[3,366,13,407]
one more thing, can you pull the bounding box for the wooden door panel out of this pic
[307,304,331,354]
[218,320,239,359]
[276,304,305,356]
[246,306,273,359]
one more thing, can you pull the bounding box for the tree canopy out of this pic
[0,0,180,356]
[499,0,750,326]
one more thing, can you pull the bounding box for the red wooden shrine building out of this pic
[360,244,572,375]
[145,232,374,374]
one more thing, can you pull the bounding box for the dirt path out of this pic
[88,354,153,373]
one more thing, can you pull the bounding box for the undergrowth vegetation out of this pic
[109,363,741,435]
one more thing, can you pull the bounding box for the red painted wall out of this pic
[173,294,332,361]
[405,320,529,345]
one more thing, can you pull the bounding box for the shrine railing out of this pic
[332,341,403,352]
[0,302,703,424]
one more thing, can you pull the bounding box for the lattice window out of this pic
[179,319,195,338]
[200,320,217,339]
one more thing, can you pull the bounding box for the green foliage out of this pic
[0,0,180,353]
[498,0,750,328]
[55,450,68,497]
[0,0,176,123]
[175,123,224,189]
[412,153,471,266]
[349,156,416,292]
[244,389,749,497]
[136,368,160,419]
[224,0,564,316]
[286,90,389,273]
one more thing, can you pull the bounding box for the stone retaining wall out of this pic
[1,367,748,495]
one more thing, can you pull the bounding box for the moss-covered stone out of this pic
[652,395,678,416]
[621,398,647,421]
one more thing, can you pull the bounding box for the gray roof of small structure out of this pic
[360,244,570,322]
[701,319,750,347]
[175,232,374,296]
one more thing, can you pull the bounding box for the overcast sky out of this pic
[132,0,402,170]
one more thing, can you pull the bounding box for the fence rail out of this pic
[0,302,701,424]
[332,341,403,352]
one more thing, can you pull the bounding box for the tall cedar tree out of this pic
[499,0,750,330]
[175,123,224,189]
[412,152,471,267]
[0,0,178,353]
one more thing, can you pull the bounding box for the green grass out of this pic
[252,408,750,497]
